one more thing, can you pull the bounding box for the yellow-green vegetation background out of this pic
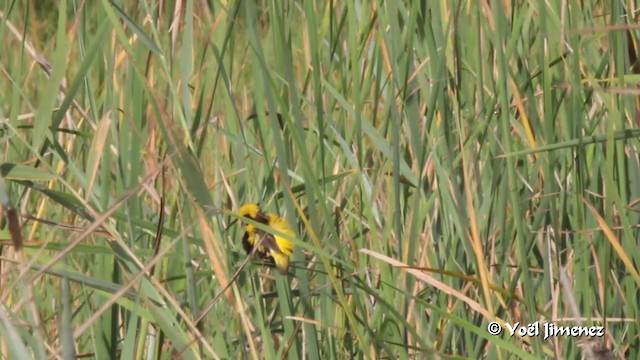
[1,1,639,359]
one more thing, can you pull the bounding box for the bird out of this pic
[237,203,295,274]
[578,338,615,360]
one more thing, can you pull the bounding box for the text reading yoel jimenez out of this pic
[506,322,604,340]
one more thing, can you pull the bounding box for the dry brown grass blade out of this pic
[6,208,23,251]
[360,248,498,321]
[579,194,640,287]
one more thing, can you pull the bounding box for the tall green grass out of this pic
[1,1,639,358]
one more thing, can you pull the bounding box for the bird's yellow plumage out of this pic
[237,203,294,273]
